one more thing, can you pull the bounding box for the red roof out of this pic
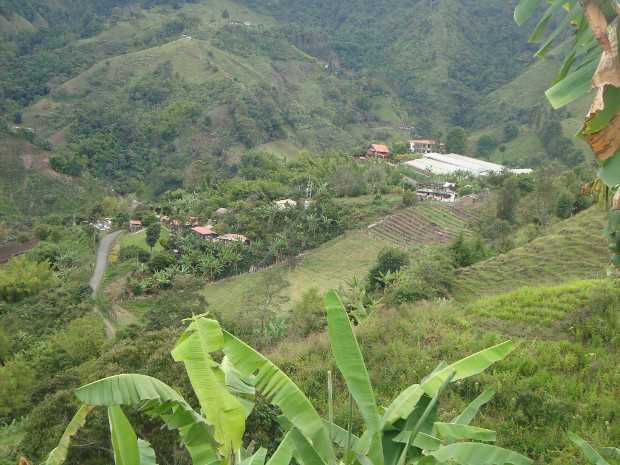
[130,220,142,225]
[192,226,217,236]
[369,144,390,154]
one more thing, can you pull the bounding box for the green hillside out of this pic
[268,277,619,465]
[0,133,103,220]
[1,0,589,194]
[454,208,608,301]
[202,230,390,313]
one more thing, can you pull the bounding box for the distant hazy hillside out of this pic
[239,0,534,128]
[0,0,587,195]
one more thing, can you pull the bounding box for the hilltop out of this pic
[0,0,591,196]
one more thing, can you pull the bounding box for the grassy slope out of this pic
[269,278,619,465]
[453,208,608,301]
[202,230,390,312]
[0,134,103,219]
[119,227,170,253]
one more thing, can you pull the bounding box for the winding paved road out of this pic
[90,230,122,338]
[90,230,122,297]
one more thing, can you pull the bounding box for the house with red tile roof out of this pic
[192,226,218,240]
[367,143,391,159]
[129,220,143,232]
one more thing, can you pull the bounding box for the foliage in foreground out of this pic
[513,0,620,269]
[37,291,528,465]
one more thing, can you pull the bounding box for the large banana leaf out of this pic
[221,355,256,418]
[514,0,540,26]
[411,433,441,451]
[265,432,295,465]
[383,342,514,427]
[433,423,496,443]
[108,405,140,465]
[75,374,220,465]
[44,405,94,465]
[221,331,336,465]
[172,318,246,456]
[239,448,267,465]
[324,290,384,465]
[420,341,514,396]
[289,429,327,465]
[568,433,611,465]
[138,440,158,465]
[545,59,598,109]
[451,389,495,425]
[323,420,361,450]
[429,443,533,465]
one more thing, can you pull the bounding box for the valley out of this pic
[0,1,618,465]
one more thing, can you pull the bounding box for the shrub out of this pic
[385,247,455,304]
[119,245,150,263]
[402,190,417,207]
[0,256,57,303]
[148,251,176,273]
[449,234,489,268]
[287,288,326,338]
[367,247,410,291]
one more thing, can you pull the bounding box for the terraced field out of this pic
[453,207,608,301]
[368,201,479,247]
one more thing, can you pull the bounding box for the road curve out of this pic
[90,230,122,297]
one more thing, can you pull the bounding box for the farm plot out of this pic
[368,201,478,247]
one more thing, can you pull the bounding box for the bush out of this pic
[287,288,326,338]
[119,245,151,263]
[402,190,417,207]
[476,135,498,157]
[0,256,57,303]
[385,248,455,304]
[503,124,519,142]
[449,234,489,268]
[148,251,176,273]
[367,247,410,291]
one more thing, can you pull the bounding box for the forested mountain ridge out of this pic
[239,0,535,128]
[0,0,582,195]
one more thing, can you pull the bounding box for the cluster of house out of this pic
[363,139,447,160]
[128,216,250,245]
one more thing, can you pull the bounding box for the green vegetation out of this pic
[0,256,57,302]
[455,208,608,300]
[36,295,527,465]
[203,231,390,315]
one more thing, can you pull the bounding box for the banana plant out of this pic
[38,292,530,465]
[568,432,619,465]
[514,0,620,269]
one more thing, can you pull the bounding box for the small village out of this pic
[361,138,531,204]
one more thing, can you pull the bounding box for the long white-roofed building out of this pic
[404,152,531,177]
